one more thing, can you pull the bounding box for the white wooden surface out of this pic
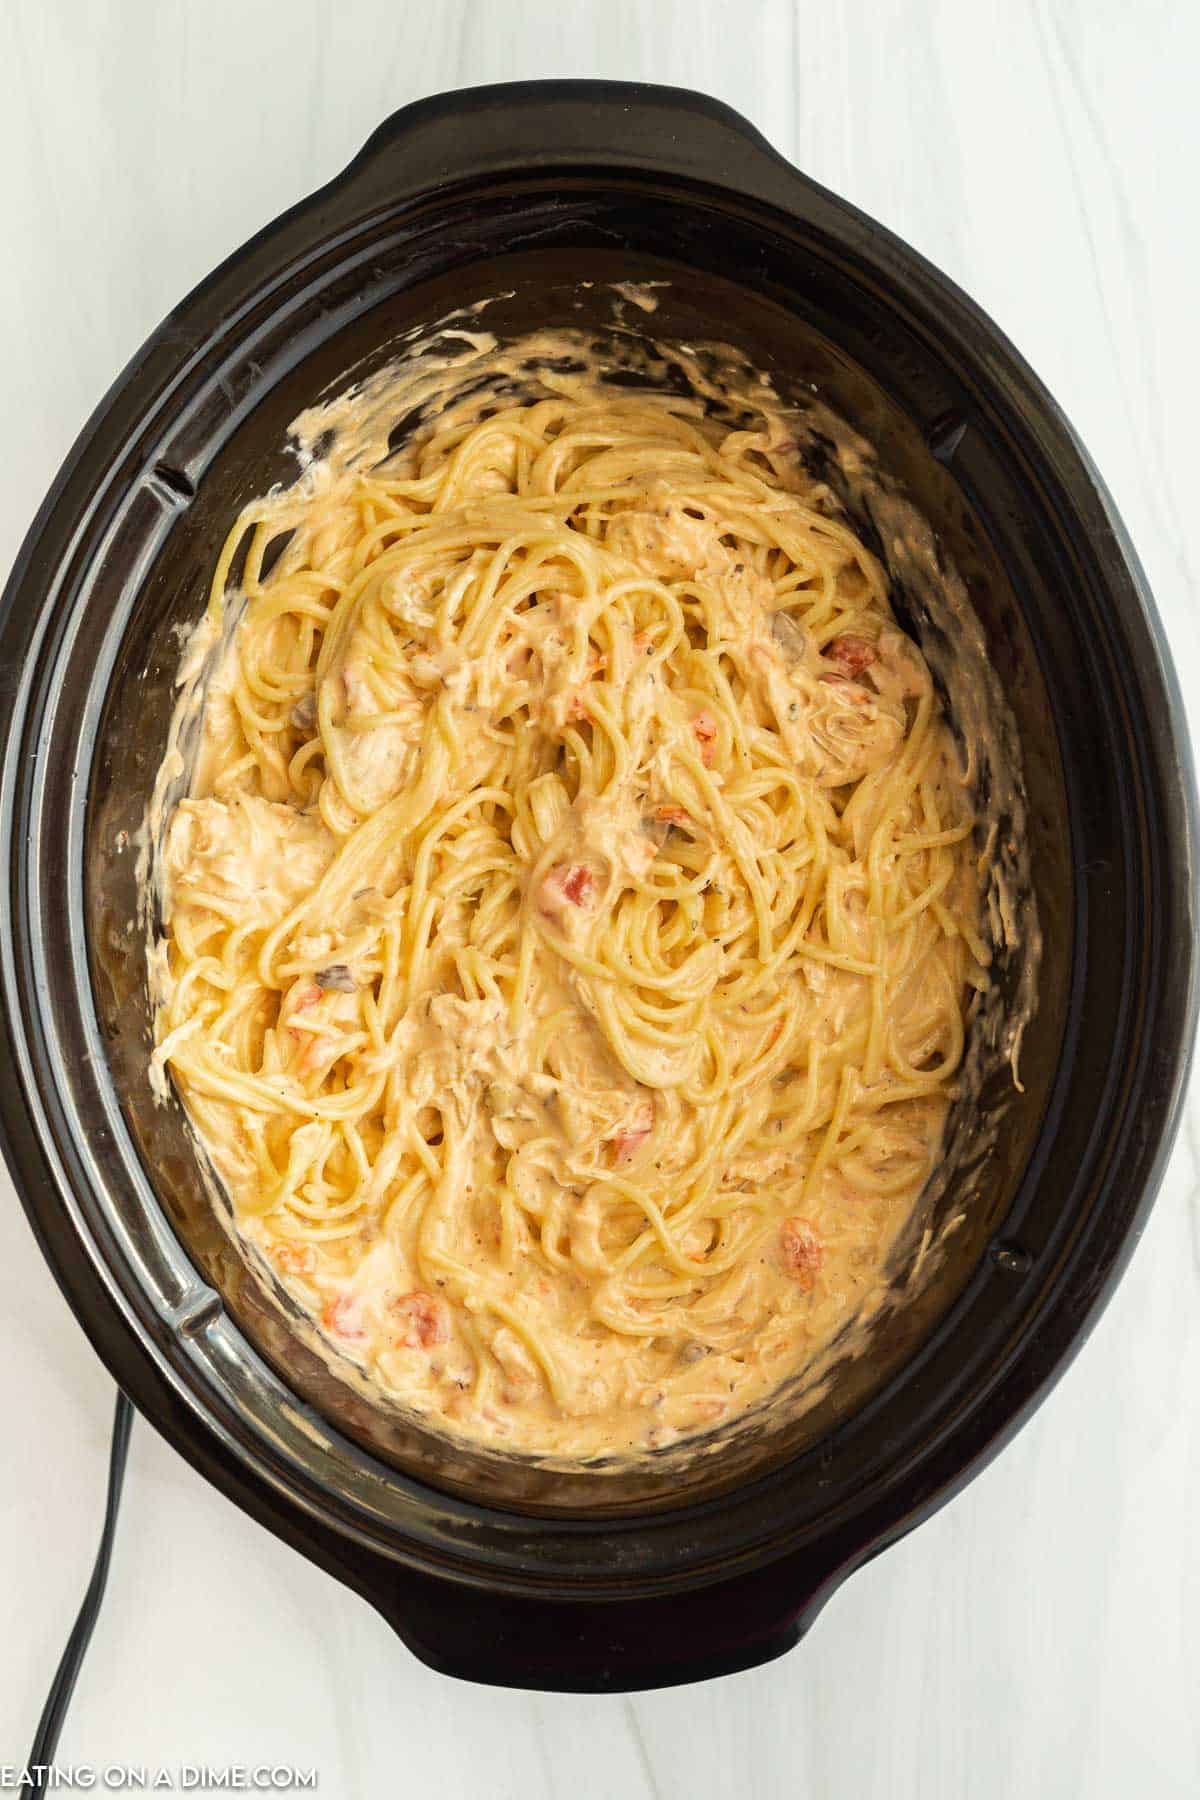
[2,3,1198,1795]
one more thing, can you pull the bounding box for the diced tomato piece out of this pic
[608,1100,654,1165]
[564,864,600,907]
[656,804,688,825]
[273,1242,315,1278]
[822,634,877,679]
[391,1290,451,1350]
[691,709,719,766]
[322,1294,367,1341]
[633,631,654,656]
[538,861,601,920]
[780,1217,823,1290]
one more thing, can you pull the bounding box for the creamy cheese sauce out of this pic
[149,325,1000,1460]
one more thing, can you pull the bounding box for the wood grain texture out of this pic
[2,3,1197,1794]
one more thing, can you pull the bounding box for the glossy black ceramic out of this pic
[1,82,1195,1690]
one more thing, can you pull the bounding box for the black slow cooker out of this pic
[1,81,1195,1692]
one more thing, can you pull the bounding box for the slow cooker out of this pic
[1,81,1195,1691]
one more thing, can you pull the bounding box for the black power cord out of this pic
[20,1391,134,1799]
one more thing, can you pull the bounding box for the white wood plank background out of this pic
[2,3,1197,1795]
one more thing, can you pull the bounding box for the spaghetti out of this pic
[154,331,987,1457]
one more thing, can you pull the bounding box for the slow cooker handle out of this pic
[350,1548,842,1692]
[332,78,811,221]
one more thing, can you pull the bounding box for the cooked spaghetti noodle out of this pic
[154,331,987,1457]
